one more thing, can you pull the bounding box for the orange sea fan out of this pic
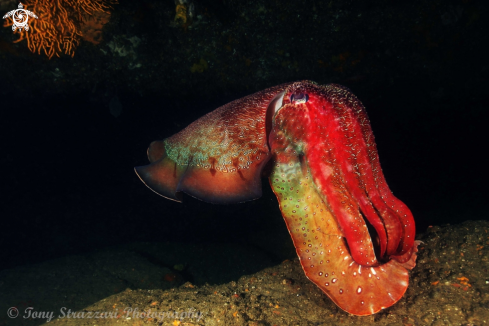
[80,10,111,45]
[3,0,117,59]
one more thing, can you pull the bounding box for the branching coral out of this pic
[3,0,117,59]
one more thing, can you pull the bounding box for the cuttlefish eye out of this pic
[290,93,309,104]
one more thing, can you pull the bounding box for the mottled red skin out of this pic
[135,80,418,316]
[277,82,415,265]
